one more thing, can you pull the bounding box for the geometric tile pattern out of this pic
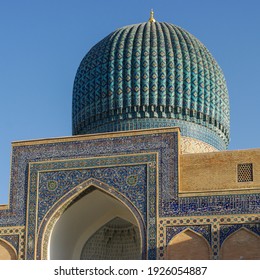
[38,165,147,224]
[161,192,260,217]
[158,214,260,260]
[0,226,25,260]
[39,178,146,260]
[81,118,227,150]
[28,156,153,260]
[220,223,260,246]
[0,130,175,228]
[237,163,253,182]
[165,225,211,245]
[72,21,230,149]
[19,128,181,259]
[0,128,259,260]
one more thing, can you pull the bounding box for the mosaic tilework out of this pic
[28,154,156,260]
[0,128,259,260]
[220,223,260,246]
[72,22,230,148]
[43,165,146,223]
[38,165,147,224]
[161,191,260,217]
[80,218,140,259]
[0,226,25,259]
[21,129,179,260]
[0,130,177,229]
[83,118,227,151]
[158,214,259,260]
[166,225,211,245]
[38,178,147,260]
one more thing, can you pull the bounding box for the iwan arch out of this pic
[0,12,259,259]
[41,179,145,260]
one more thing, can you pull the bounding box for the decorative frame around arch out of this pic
[37,178,146,259]
[25,150,157,260]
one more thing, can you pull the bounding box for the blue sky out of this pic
[0,0,259,204]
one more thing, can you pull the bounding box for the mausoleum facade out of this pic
[0,12,259,260]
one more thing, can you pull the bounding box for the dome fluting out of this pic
[72,20,230,150]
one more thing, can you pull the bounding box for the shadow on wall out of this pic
[220,227,260,260]
[0,239,17,260]
[165,227,260,260]
[166,229,212,260]
[80,217,141,260]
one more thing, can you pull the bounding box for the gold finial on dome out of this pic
[149,9,156,23]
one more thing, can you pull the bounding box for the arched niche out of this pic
[220,227,260,260]
[0,239,17,260]
[39,179,144,260]
[80,217,140,259]
[166,229,211,260]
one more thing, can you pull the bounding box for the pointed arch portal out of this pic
[38,179,145,260]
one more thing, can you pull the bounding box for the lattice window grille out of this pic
[237,163,253,182]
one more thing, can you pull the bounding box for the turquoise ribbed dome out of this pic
[72,21,230,150]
